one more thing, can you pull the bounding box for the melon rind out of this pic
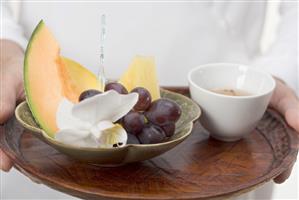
[24,20,56,135]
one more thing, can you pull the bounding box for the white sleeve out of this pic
[0,1,28,50]
[252,1,298,91]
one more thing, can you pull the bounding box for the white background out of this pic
[1,1,298,200]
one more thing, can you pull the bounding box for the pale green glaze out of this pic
[15,89,201,165]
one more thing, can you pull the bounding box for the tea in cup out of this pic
[188,63,275,141]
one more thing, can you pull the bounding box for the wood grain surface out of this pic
[0,87,298,200]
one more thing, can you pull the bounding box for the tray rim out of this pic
[1,86,298,200]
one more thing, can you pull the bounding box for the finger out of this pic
[0,148,13,172]
[273,164,294,184]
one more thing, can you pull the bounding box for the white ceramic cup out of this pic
[188,63,276,142]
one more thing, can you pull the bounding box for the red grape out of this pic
[123,111,146,135]
[79,89,102,102]
[161,123,175,137]
[138,124,166,144]
[105,82,128,94]
[145,98,181,126]
[131,87,152,111]
[127,133,140,144]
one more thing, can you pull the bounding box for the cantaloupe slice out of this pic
[119,56,160,100]
[24,20,101,137]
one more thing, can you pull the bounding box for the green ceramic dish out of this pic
[15,89,201,166]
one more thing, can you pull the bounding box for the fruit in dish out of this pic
[24,20,181,147]
[24,21,101,137]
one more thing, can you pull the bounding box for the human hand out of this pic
[270,78,299,133]
[0,40,25,172]
[270,78,299,184]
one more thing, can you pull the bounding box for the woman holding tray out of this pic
[1,1,298,199]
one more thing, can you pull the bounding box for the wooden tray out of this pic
[1,87,298,200]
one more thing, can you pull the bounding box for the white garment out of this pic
[2,1,298,90]
[1,1,298,200]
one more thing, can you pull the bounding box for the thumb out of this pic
[0,83,17,124]
[285,102,299,133]
[270,80,299,133]
[277,93,299,133]
[0,80,17,172]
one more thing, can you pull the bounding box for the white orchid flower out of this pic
[55,90,138,148]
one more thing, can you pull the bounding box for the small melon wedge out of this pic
[59,57,100,103]
[119,56,160,100]
[24,20,101,137]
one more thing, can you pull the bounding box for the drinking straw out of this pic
[98,14,107,90]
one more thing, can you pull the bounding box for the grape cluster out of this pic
[130,96,181,144]
[79,82,182,145]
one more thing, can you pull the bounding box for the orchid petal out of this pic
[55,129,98,148]
[72,90,138,124]
[55,92,134,148]
[97,124,127,148]
[97,120,116,130]
[89,120,115,139]
[56,98,91,130]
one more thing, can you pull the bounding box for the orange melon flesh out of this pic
[119,56,160,100]
[24,21,101,137]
